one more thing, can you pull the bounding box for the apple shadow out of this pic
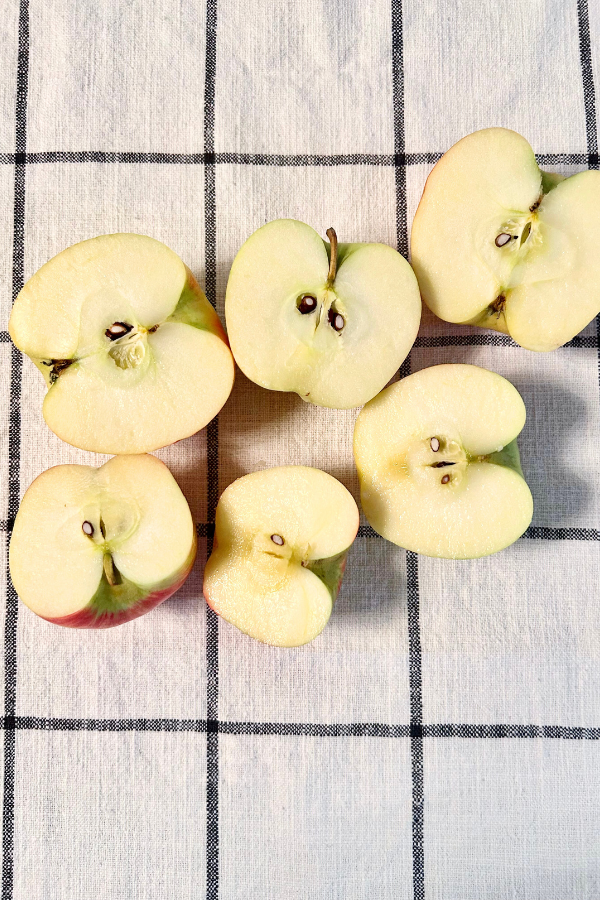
[216,366,361,501]
[512,379,592,526]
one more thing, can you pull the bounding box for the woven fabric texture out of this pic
[1,0,600,898]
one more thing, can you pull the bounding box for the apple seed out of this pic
[105,322,133,340]
[328,308,345,332]
[270,534,284,545]
[494,233,512,247]
[82,521,94,537]
[430,437,440,452]
[441,474,450,484]
[297,294,318,314]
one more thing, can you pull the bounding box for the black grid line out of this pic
[3,2,28,897]
[4,717,599,739]
[407,551,425,899]
[204,0,220,896]
[0,150,594,167]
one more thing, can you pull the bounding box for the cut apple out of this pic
[411,127,600,351]
[225,219,421,408]
[9,454,196,628]
[354,364,533,558]
[203,466,359,646]
[9,234,235,453]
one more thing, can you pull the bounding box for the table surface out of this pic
[1,1,600,898]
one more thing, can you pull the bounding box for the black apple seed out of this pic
[297,294,317,314]
[105,322,133,340]
[430,437,440,452]
[82,521,94,537]
[271,534,284,545]
[495,233,512,247]
[441,474,450,484]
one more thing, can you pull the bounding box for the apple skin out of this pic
[40,536,197,629]
[304,550,348,605]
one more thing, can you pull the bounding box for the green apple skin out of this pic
[40,537,197,629]
[304,550,348,604]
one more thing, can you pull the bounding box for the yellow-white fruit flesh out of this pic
[204,466,359,646]
[9,454,195,618]
[9,234,234,453]
[354,365,533,559]
[225,219,421,408]
[411,128,600,351]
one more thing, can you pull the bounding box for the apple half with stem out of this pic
[9,454,196,628]
[411,127,600,351]
[225,219,421,408]
[9,233,235,454]
[354,364,533,559]
[203,466,359,646]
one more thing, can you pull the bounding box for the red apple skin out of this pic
[41,537,197,629]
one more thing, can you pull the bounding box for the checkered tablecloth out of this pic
[1,0,600,897]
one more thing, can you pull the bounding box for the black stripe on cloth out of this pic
[3,2,28,898]
[576,0,600,472]
[406,551,425,900]
[204,0,220,897]
[356,524,600,542]
[0,149,586,167]
[5,719,598,739]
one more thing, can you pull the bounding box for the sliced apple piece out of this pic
[411,127,600,351]
[225,219,421,408]
[9,234,235,453]
[203,466,359,646]
[354,364,533,559]
[9,454,196,628]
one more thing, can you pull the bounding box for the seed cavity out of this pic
[270,534,284,546]
[430,437,440,452]
[432,461,455,468]
[82,521,94,537]
[495,233,512,247]
[105,322,133,340]
[441,474,450,485]
[297,294,318,314]
[328,309,345,332]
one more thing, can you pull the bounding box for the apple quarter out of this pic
[354,364,533,559]
[204,466,360,647]
[9,454,197,628]
[411,128,600,352]
[9,233,235,454]
[225,219,421,409]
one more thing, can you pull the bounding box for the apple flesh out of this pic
[9,454,197,628]
[411,127,600,351]
[9,233,235,453]
[225,219,421,408]
[354,364,533,559]
[203,466,360,646]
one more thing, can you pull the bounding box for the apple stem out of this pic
[326,228,338,286]
[103,553,118,587]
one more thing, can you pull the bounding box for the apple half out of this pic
[411,127,600,351]
[203,466,360,646]
[9,454,197,628]
[225,219,421,408]
[9,234,235,453]
[354,364,533,559]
